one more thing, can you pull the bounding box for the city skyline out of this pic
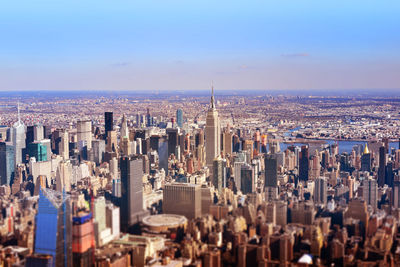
[1,0,399,91]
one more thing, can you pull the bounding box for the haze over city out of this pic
[1,0,399,91]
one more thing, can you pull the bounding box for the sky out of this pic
[0,0,399,91]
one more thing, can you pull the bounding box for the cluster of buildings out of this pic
[0,91,400,266]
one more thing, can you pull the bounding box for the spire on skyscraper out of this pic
[17,101,21,123]
[210,81,215,109]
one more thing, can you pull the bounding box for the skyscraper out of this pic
[77,120,92,150]
[34,188,71,267]
[240,164,255,194]
[104,112,113,140]
[0,142,15,186]
[377,146,386,187]
[176,109,183,128]
[361,143,371,172]
[212,156,226,193]
[27,142,47,162]
[299,146,309,181]
[166,128,178,157]
[205,86,221,175]
[120,114,129,138]
[11,104,26,165]
[120,156,147,231]
[361,178,378,210]
[314,177,327,205]
[265,154,278,187]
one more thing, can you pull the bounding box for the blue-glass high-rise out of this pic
[0,142,15,186]
[34,189,71,267]
[176,109,183,128]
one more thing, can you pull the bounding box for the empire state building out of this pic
[205,86,221,174]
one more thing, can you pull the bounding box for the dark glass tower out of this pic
[299,146,309,181]
[378,146,386,187]
[265,154,278,187]
[120,156,146,232]
[104,112,113,140]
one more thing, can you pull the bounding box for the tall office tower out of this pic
[34,124,44,141]
[163,183,201,219]
[361,178,378,210]
[377,146,386,187]
[299,145,309,181]
[205,87,221,174]
[120,114,129,138]
[150,135,160,151]
[275,200,287,226]
[34,188,72,267]
[120,136,131,156]
[195,129,204,147]
[240,164,255,194]
[242,139,254,159]
[393,178,400,209]
[382,137,389,153]
[110,157,118,178]
[385,161,394,187]
[56,161,72,192]
[0,142,15,186]
[176,109,183,128]
[234,161,245,191]
[212,156,226,193]
[26,126,35,147]
[314,177,327,205]
[11,105,26,165]
[253,129,261,155]
[106,130,117,153]
[361,143,371,172]
[104,112,113,140]
[59,131,69,160]
[265,154,278,187]
[91,139,105,165]
[27,142,47,162]
[222,129,232,156]
[120,156,147,231]
[261,134,268,153]
[166,128,178,157]
[232,134,241,152]
[344,199,369,230]
[112,178,121,197]
[145,108,151,127]
[72,212,94,267]
[158,137,168,174]
[77,120,92,150]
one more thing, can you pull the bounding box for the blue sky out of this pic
[0,0,399,91]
